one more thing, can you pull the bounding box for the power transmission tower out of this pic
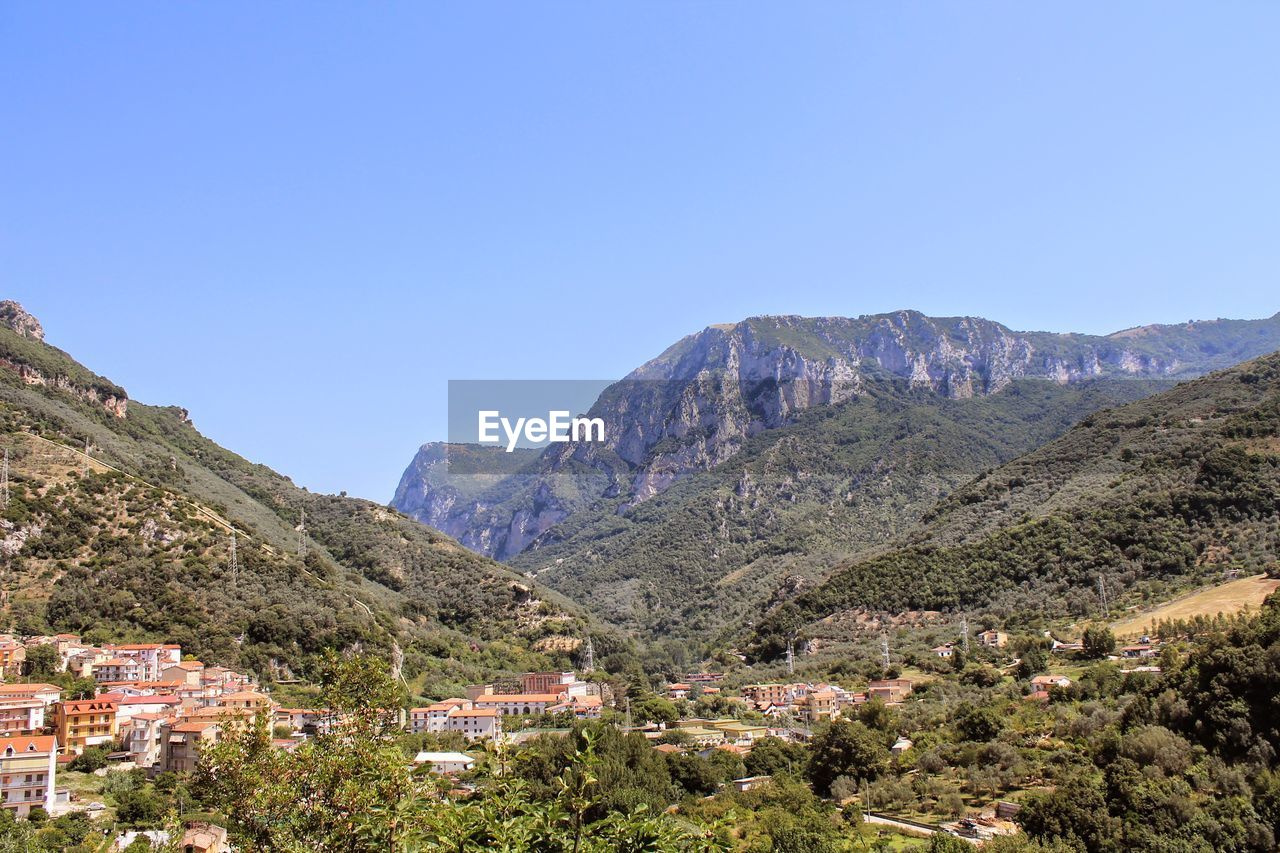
[228,531,238,591]
[1,447,9,508]
[880,632,891,670]
[786,635,795,675]
[960,614,970,654]
[582,636,595,673]
[623,696,632,731]
[1098,576,1109,616]
[296,509,307,559]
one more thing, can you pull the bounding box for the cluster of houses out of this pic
[667,676,914,725]
[407,671,606,743]
[932,629,1009,658]
[0,634,271,818]
[2,642,613,821]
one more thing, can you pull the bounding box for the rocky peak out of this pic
[0,301,44,341]
[393,308,1280,561]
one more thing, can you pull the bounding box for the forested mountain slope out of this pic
[752,350,1280,658]
[395,310,1280,561]
[0,302,593,685]
[509,377,1164,647]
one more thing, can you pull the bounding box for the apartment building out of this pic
[92,657,145,684]
[0,735,57,817]
[0,640,25,677]
[53,699,118,754]
[867,679,914,704]
[0,683,61,709]
[446,707,500,741]
[159,720,221,774]
[104,644,183,682]
[125,713,170,768]
[0,699,45,737]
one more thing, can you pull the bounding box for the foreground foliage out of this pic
[195,655,729,852]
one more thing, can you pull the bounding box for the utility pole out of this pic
[83,437,91,475]
[1,447,9,508]
[296,508,307,559]
[228,531,238,591]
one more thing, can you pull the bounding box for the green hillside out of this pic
[0,321,597,689]
[511,377,1165,649]
[752,351,1280,659]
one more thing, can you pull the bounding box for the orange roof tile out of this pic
[0,735,57,753]
[0,683,60,695]
[170,720,220,733]
[59,699,116,713]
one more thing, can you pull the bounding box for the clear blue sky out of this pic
[4,3,1278,500]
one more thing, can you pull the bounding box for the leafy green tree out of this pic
[953,703,1004,743]
[806,720,890,796]
[744,737,806,778]
[1016,772,1118,850]
[21,644,59,677]
[635,697,679,727]
[1082,625,1117,660]
[666,753,720,797]
[115,786,167,827]
[64,677,97,700]
[1016,647,1048,679]
[854,697,898,734]
[68,746,110,772]
[195,654,725,851]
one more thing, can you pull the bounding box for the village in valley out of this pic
[0,613,1185,850]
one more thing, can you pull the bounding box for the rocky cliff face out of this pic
[394,309,1280,560]
[0,301,44,341]
[0,301,129,418]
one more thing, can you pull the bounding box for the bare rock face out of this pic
[393,309,1280,560]
[0,301,44,341]
[0,299,127,417]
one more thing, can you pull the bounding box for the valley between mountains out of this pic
[6,299,1280,851]
[393,309,1280,656]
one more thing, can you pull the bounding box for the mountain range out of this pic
[7,296,1278,682]
[752,348,1280,660]
[393,309,1280,649]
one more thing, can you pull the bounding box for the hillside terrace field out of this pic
[1110,573,1280,638]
